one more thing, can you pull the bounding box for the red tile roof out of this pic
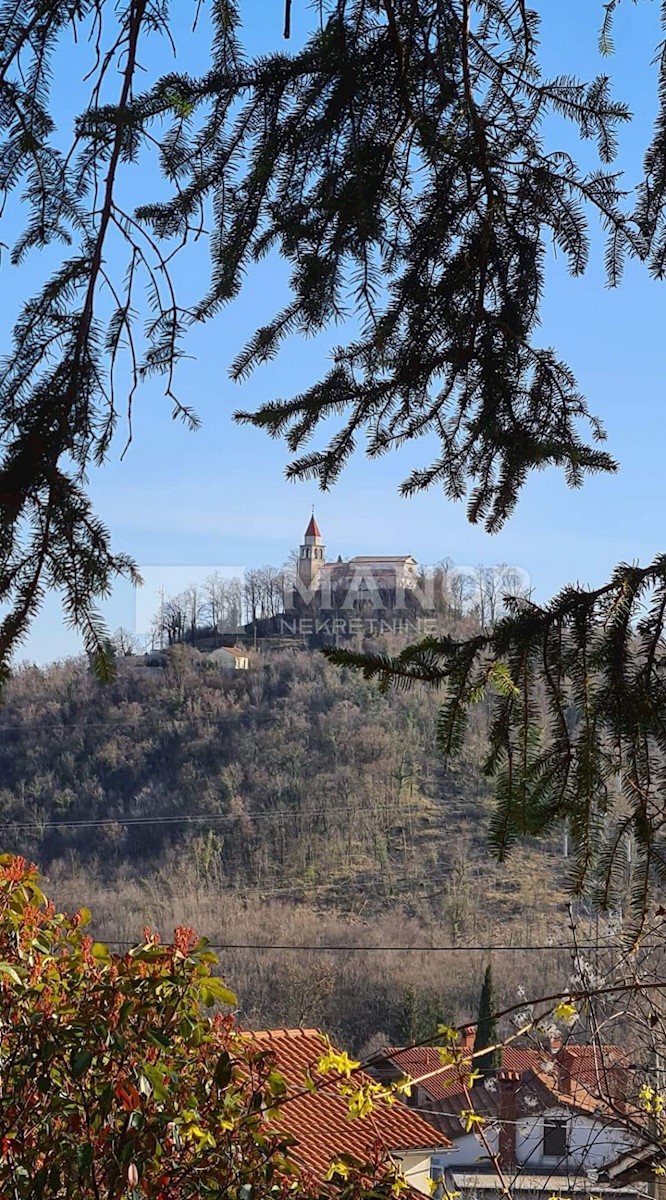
[383,1043,626,1104]
[380,1043,630,1140]
[247,1029,449,1182]
[305,515,322,539]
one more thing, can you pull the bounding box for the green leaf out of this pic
[214,1051,232,1089]
[31,1165,48,1199]
[198,976,237,1007]
[92,941,111,961]
[142,1064,170,1103]
[129,944,165,961]
[71,1050,93,1079]
[77,1143,93,1177]
[266,1069,287,1098]
[0,962,22,986]
[147,1029,171,1050]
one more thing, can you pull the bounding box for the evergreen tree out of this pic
[397,984,420,1046]
[472,964,501,1084]
[397,984,451,1046]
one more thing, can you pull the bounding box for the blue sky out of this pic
[7,0,666,661]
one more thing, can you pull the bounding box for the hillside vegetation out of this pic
[1,645,581,1047]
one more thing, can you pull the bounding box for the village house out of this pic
[246,1028,451,1195]
[203,645,250,670]
[370,1035,647,1200]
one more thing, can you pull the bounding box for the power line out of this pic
[0,714,285,733]
[0,802,416,831]
[100,940,597,953]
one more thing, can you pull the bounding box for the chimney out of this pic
[461,1026,476,1053]
[559,1047,576,1097]
[547,1041,578,1099]
[547,1037,574,1096]
[497,1070,520,1169]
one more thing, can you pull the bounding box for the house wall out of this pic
[207,649,248,669]
[515,1106,636,1170]
[396,1151,444,1195]
[443,1128,500,1167]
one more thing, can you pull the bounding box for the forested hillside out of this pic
[1,645,584,1047]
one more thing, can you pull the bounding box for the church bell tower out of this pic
[298,513,325,590]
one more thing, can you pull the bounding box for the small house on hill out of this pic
[204,645,250,670]
[246,1028,450,1194]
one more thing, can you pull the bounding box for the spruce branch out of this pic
[324,558,666,926]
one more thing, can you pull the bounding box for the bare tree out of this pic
[498,565,531,608]
[432,558,455,616]
[243,570,262,647]
[258,565,286,623]
[202,572,228,645]
[224,577,243,633]
[112,627,143,656]
[161,593,187,645]
[469,564,527,627]
[183,583,202,646]
[449,567,474,621]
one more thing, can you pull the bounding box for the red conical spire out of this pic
[305,513,321,539]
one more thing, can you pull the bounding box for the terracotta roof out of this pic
[246,1029,448,1182]
[379,1043,631,1140]
[431,1073,620,1141]
[382,1043,627,1105]
[305,515,322,539]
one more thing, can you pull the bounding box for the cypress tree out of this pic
[397,985,420,1047]
[472,965,501,1085]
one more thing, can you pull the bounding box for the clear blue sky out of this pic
[7,0,666,662]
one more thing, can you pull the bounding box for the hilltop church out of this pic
[296,514,419,605]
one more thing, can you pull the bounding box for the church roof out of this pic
[349,555,416,564]
[304,514,322,539]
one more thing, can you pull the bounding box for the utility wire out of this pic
[0,802,420,830]
[0,714,286,733]
[100,939,612,953]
